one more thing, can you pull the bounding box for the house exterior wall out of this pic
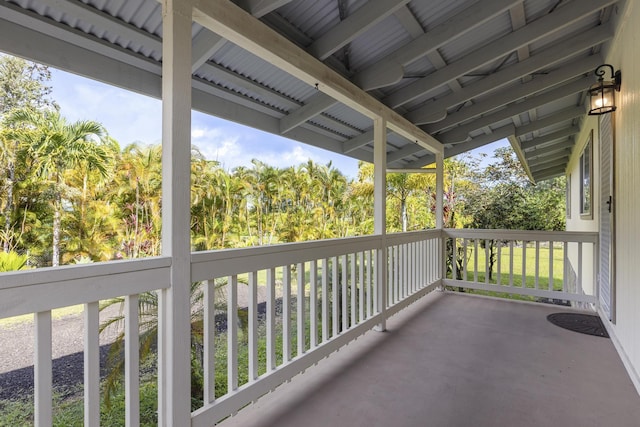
[566,0,640,393]
[566,114,599,298]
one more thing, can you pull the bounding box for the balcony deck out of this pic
[219,291,640,427]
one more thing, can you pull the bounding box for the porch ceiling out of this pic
[0,0,621,181]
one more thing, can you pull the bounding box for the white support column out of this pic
[374,116,387,331]
[436,151,445,285]
[159,0,193,425]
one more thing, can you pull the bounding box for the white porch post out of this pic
[374,116,387,331]
[160,0,193,424]
[436,151,445,282]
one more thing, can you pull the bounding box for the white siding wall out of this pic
[567,116,600,295]
[566,115,599,297]
[567,0,640,393]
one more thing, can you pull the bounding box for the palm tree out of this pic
[10,109,112,266]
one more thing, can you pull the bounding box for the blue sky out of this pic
[48,67,507,179]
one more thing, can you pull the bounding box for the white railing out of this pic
[189,230,442,425]
[1,228,596,425]
[0,257,171,426]
[443,229,598,306]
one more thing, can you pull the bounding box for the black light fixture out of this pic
[588,64,621,115]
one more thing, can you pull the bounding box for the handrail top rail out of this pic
[443,228,598,243]
[0,256,172,291]
[191,233,387,265]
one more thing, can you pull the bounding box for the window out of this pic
[580,131,593,218]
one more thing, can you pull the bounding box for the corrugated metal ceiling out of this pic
[0,0,622,182]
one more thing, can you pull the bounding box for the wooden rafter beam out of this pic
[192,0,442,154]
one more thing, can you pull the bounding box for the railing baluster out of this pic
[563,243,568,293]
[350,253,356,327]
[297,262,305,356]
[509,241,514,287]
[578,242,583,295]
[332,257,339,336]
[403,244,408,298]
[497,242,502,286]
[366,250,372,318]
[451,237,457,280]
[35,311,52,427]
[228,275,238,392]
[341,255,348,332]
[522,242,527,288]
[549,241,554,291]
[249,271,258,379]
[387,246,393,307]
[310,260,318,349]
[267,268,276,370]
[463,239,468,280]
[473,239,479,282]
[322,259,329,342]
[393,246,399,304]
[283,265,291,361]
[412,242,416,293]
[358,252,364,323]
[125,294,140,427]
[84,302,100,426]
[204,280,216,403]
[372,249,378,315]
[485,240,490,284]
[535,241,540,290]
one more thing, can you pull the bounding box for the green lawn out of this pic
[448,242,567,300]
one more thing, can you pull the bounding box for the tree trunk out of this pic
[3,161,14,253]
[401,198,407,232]
[52,191,61,267]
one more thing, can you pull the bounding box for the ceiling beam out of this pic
[308,0,410,61]
[520,126,580,150]
[524,139,575,159]
[191,0,292,72]
[527,149,571,165]
[403,124,515,168]
[532,165,566,180]
[353,0,519,91]
[405,27,611,124]
[383,0,616,109]
[515,106,585,137]
[528,155,569,169]
[529,157,570,172]
[191,31,226,72]
[394,5,464,97]
[237,0,293,17]
[0,5,370,167]
[280,93,338,134]
[524,138,575,162]
[437,76,590,144]
[198,62,301,109]
[342,129,375,153]
[193,0,442,154]
[49,0,162,51]
[426,55,601,134]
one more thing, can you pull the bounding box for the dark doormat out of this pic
[547,313,610,338]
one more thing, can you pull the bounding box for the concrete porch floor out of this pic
[218,291,640,427]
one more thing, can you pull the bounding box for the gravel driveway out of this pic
[0,284,276,401]
[0,304,121,401]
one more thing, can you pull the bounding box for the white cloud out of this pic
[49,68,360,178]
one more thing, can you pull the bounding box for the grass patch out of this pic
[448,243,568,301]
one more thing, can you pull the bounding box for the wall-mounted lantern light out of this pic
[588,64,621,115]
